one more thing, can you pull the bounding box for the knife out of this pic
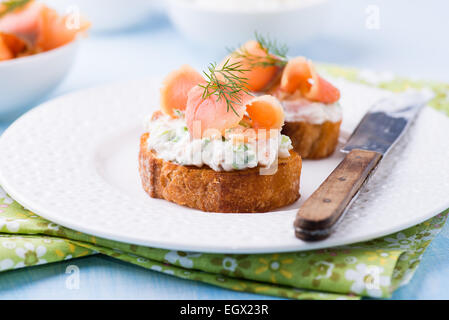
[294,90,433,241]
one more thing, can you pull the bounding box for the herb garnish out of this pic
[0,0,32,18]
[228,32,289,68]
[199,59,250,117]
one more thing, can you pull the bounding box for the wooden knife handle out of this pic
[294,149,382,241]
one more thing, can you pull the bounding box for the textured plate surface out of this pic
[0,78,449,253]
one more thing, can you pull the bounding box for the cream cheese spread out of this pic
[145,114,292,171]
[283,100,342,124]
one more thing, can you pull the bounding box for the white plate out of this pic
[1,78,449,253]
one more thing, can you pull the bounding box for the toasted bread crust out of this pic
[139,133,302,213]
[282,120,341,159]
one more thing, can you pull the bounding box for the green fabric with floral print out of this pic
[0,66,448,300]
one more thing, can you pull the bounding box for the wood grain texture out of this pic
[295,149,382,240]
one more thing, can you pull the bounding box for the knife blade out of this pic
[342,90,432,155]
[294,90,433,241]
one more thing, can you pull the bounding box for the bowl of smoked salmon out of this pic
[0,0,89,115]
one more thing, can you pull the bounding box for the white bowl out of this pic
[0,41,78,116]
[43,0,165,32]
[167,0,330,47]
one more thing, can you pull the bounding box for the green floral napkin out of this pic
[0,66,448,300]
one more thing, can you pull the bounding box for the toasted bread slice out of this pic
[282,120,341,159]
[139,133,302,213]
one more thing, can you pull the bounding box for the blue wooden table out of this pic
[1,1,448,299]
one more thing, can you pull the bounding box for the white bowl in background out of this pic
[43,0,165,32]
[167,0,330,47]
[0,41,78,116]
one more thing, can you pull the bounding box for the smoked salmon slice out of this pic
[160,65,205,118]
[0,32,28,60]
[305,73,341,104]
[1,32,27,55]
[185,85,252,138]
[0,1,42,38]
[163,61,287,139]
[35,5,90,51]
[280,57,340,104]
[0,34,13,60]
[224,40,281,92]
[186,86,285,139]
[245,95,284,130]
[0,1,89,53]
[280,57,310,94]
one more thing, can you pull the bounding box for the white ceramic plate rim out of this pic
[1,155,448,254]
[0,79,448,253]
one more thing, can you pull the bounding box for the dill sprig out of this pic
[228,32,289,68]
[199,59,250,116]
[255,31,289,61]
[0,0,32,18]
